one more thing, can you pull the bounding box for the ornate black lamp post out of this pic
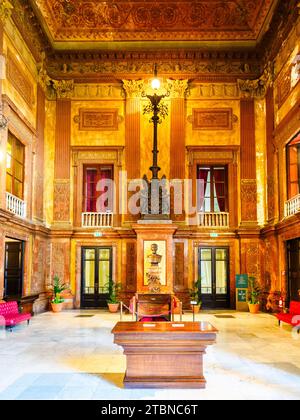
[141,64,170,218]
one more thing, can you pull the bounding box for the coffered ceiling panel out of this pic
[31,0,278,49]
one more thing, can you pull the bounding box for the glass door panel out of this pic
[198,247,230,309]
[81,247,112,308]
[200,249,212,295]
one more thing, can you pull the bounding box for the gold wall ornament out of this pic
[52,79,74,99]
[0,0,13,22]
[167,79,189,99]
[238,62,274,99]
[122,80,145,98]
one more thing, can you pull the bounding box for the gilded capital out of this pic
[122,80,144,98]
[167,79,189,98]
[37,53,51,92]
[0,0,13,22]
[238,62,274,99]
[52,79,74,99]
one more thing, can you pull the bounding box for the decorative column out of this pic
[52,80,74,226]
[122,80,144,223]
[266,87,277,223]
[168,79,189,222]
[240,99,258,225]
[33,83,45,222]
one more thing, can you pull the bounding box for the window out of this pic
[83,165,114,212]
[197,166,228,212]
[6,132,25,199]
[287,134,300,199]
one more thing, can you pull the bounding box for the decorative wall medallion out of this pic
[77,108,119,131]
[6,50,35,108]
[192,108,233,130]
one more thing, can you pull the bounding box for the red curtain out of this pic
[86,169,96,212]
[97,168,113,212]
[197,168,209,211]
[86,167,113,212]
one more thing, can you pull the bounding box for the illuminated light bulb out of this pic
[151,78,160,90]
[0,150,4,163]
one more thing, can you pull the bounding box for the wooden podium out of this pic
[112,321,218,389]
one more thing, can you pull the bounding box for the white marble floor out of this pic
[0,310,299,400]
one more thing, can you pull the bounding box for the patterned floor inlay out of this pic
[214,315,236,319]
[74,315,95,318]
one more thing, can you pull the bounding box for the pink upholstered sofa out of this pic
[0,301,31,331]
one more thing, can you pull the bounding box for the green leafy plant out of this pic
[50,275,68,304]
[247,276,261,305]
[189,278,202,306]
[106,282,122,304]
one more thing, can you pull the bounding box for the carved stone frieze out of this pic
[190,108,237,130]
[53,181,70,222]
[75,108,120,131]
[48,58,261,80]
[241,179,258,222]
[6,50,35,108]
[189,83,239,98]
[0,0,13,21]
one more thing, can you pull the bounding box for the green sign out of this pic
[236,274,248,288]
[238,289,247,303]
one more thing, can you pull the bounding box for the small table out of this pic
[112,321,218,389]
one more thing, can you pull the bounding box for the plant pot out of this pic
[191,305,201,314]
[51,302,64,313]
[248,303,260,314]
[108,303,120,313]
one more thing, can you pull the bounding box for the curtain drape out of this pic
[214,169,225,212]
[198,168,209,211]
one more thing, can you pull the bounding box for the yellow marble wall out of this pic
[274,19,300,126]
[71,100,125,147]
[186,98,240,146]
[44,100,56,227]
[2,22,37,129]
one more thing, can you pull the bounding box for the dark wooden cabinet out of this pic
[135,293,174,321]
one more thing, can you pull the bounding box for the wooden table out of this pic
[112,321,218,389]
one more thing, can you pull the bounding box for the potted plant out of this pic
[49,275,68,313]
[189,278,202,314]
[247,276,261,314]
[106,282,122,313]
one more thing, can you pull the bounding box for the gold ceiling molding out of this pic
[33,0,275,44]
[0,0,13,22]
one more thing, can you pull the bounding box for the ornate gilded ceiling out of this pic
[31,0,278,49]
